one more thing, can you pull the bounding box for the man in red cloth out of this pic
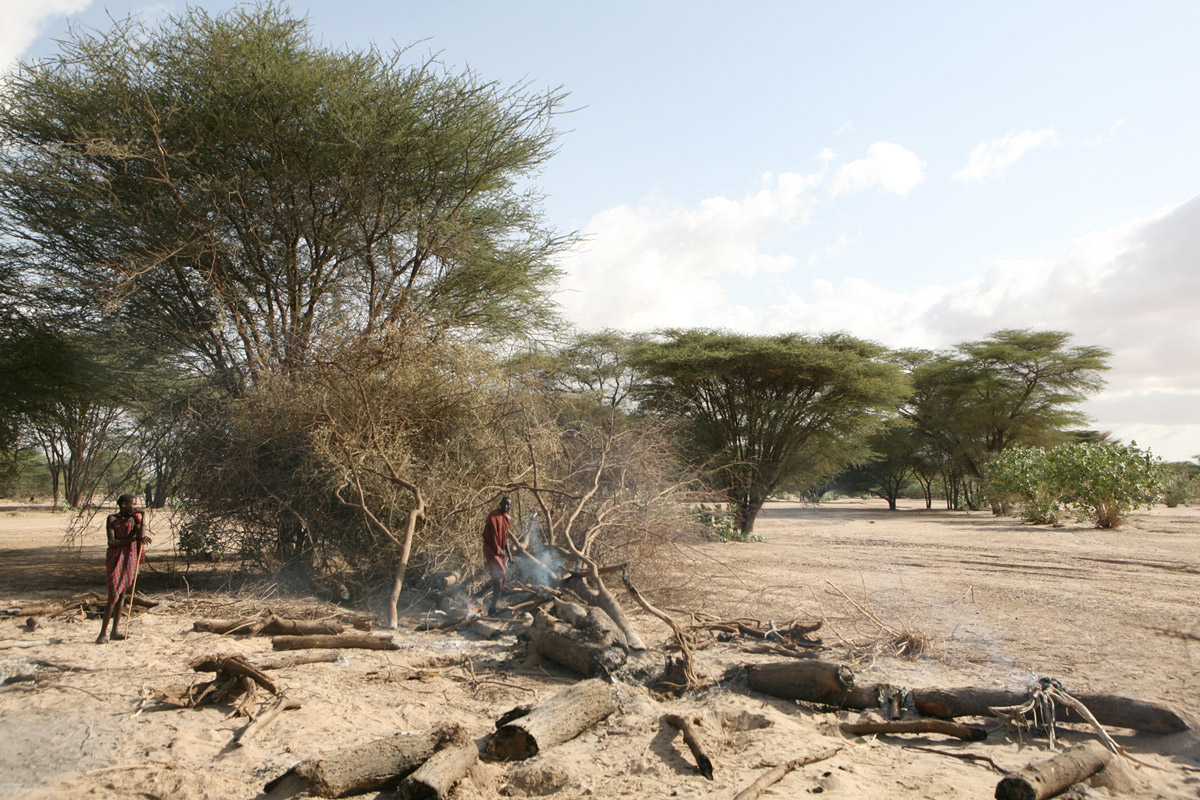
[482,496,511,615]
[97,494,151,643]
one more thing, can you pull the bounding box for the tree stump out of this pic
[994,740,1113,800]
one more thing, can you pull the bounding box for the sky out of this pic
[5,1,1200,461]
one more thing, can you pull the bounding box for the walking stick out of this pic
[124,512,145,633]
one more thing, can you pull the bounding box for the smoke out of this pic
[516,511,565,587]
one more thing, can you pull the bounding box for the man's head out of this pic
[499,496,511,513]
[117,494,136,515]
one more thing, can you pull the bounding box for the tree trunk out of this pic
[485,678,617,761]
[994,741,1112,800]
[528,609,626,678]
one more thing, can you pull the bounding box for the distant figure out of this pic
[481,496,512,615]
[144,483,153,508]
[96,494,151,643]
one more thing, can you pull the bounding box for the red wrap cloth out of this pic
[482,509,510,582]
[106,513,144,601]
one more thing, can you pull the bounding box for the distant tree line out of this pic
[0,5,1183,611]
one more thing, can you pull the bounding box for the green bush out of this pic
[695,503,762,542]
[1161,463,1200,507]
[986,446,1063,525]
[987,442,1161,529]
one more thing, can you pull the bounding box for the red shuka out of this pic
[482,509,510,581]
[106,513,144,600]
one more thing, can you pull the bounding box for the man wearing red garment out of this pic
[96,494,151,643]
[482,496,511,616]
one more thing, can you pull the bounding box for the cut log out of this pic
[193,615,344,636]
[399,726,479,800]
[913,687,1189,735]
[528,610,626,678]
[254,650,341,670]
[746,661,885,710]
[271,634,398,651]
[485,678,617,761]
[840,719,988,741]
[994,740,1112,800]
[236,694,300,746]
[264,728,450,798]
[662,714,714,779]
[732,746,843,800]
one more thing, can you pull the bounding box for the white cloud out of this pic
[954,128,1059,182]
[0,0,91,75]
[556,170,824,331]
[829,142,925,197]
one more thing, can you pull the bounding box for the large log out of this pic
[994,740,1112,800]
[399,726,479,800]
[529,610,626,678]
[747,661,1189,735]
[746,661,886,710]
[913,687,1189,735]
[264,728,450,798]
[271,634,398,651]
[485,678,617,761]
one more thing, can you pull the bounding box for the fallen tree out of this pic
[746,661,1189,735]
[271,634,399,651]
[193,613,344,636]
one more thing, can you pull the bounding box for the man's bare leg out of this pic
[96,597,116,643]
[109,593,126,640]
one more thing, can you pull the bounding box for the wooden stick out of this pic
[732,746,843,800]
[995,740,1112,800]
[662,714,714,779]
[236,694,301,746]
[124,540,143,631]
[840,719,987,741]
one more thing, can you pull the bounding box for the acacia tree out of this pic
[0,5,569,394]
[632,330,909,534]
[901,330,1110,511]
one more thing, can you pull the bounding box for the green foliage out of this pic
[694,503,762,542]
[986,442,1161,529]
[985,446,1064,524]
[632,329,909,533]
[902,330,1110,487]
[0,4,569,393]
[1160,462,1200,507]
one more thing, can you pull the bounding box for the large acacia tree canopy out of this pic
[0,4,570,392]
[631,329,910,531]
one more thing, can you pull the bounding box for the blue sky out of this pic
[6,1,1200,460]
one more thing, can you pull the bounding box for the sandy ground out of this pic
[1,499,1198,799]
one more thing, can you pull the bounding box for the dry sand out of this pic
[1,499,1197,799]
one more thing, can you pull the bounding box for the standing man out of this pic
[97,494,151,643]
[481,496,512,616]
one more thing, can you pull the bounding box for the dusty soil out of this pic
[1,499,1197,799]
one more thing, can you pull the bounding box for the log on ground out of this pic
[264,727,450,798]
[189,653,279,695]
[271,634,398,651]
[994,740,1113,800]
[528,610,626,679]
[194,615,344,636]
[253,650,341,670]
[840,718,988,741]
[913,687,1189,734]
[746,661,885,710]
[485,678,617,761]
[399,726,479,800]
